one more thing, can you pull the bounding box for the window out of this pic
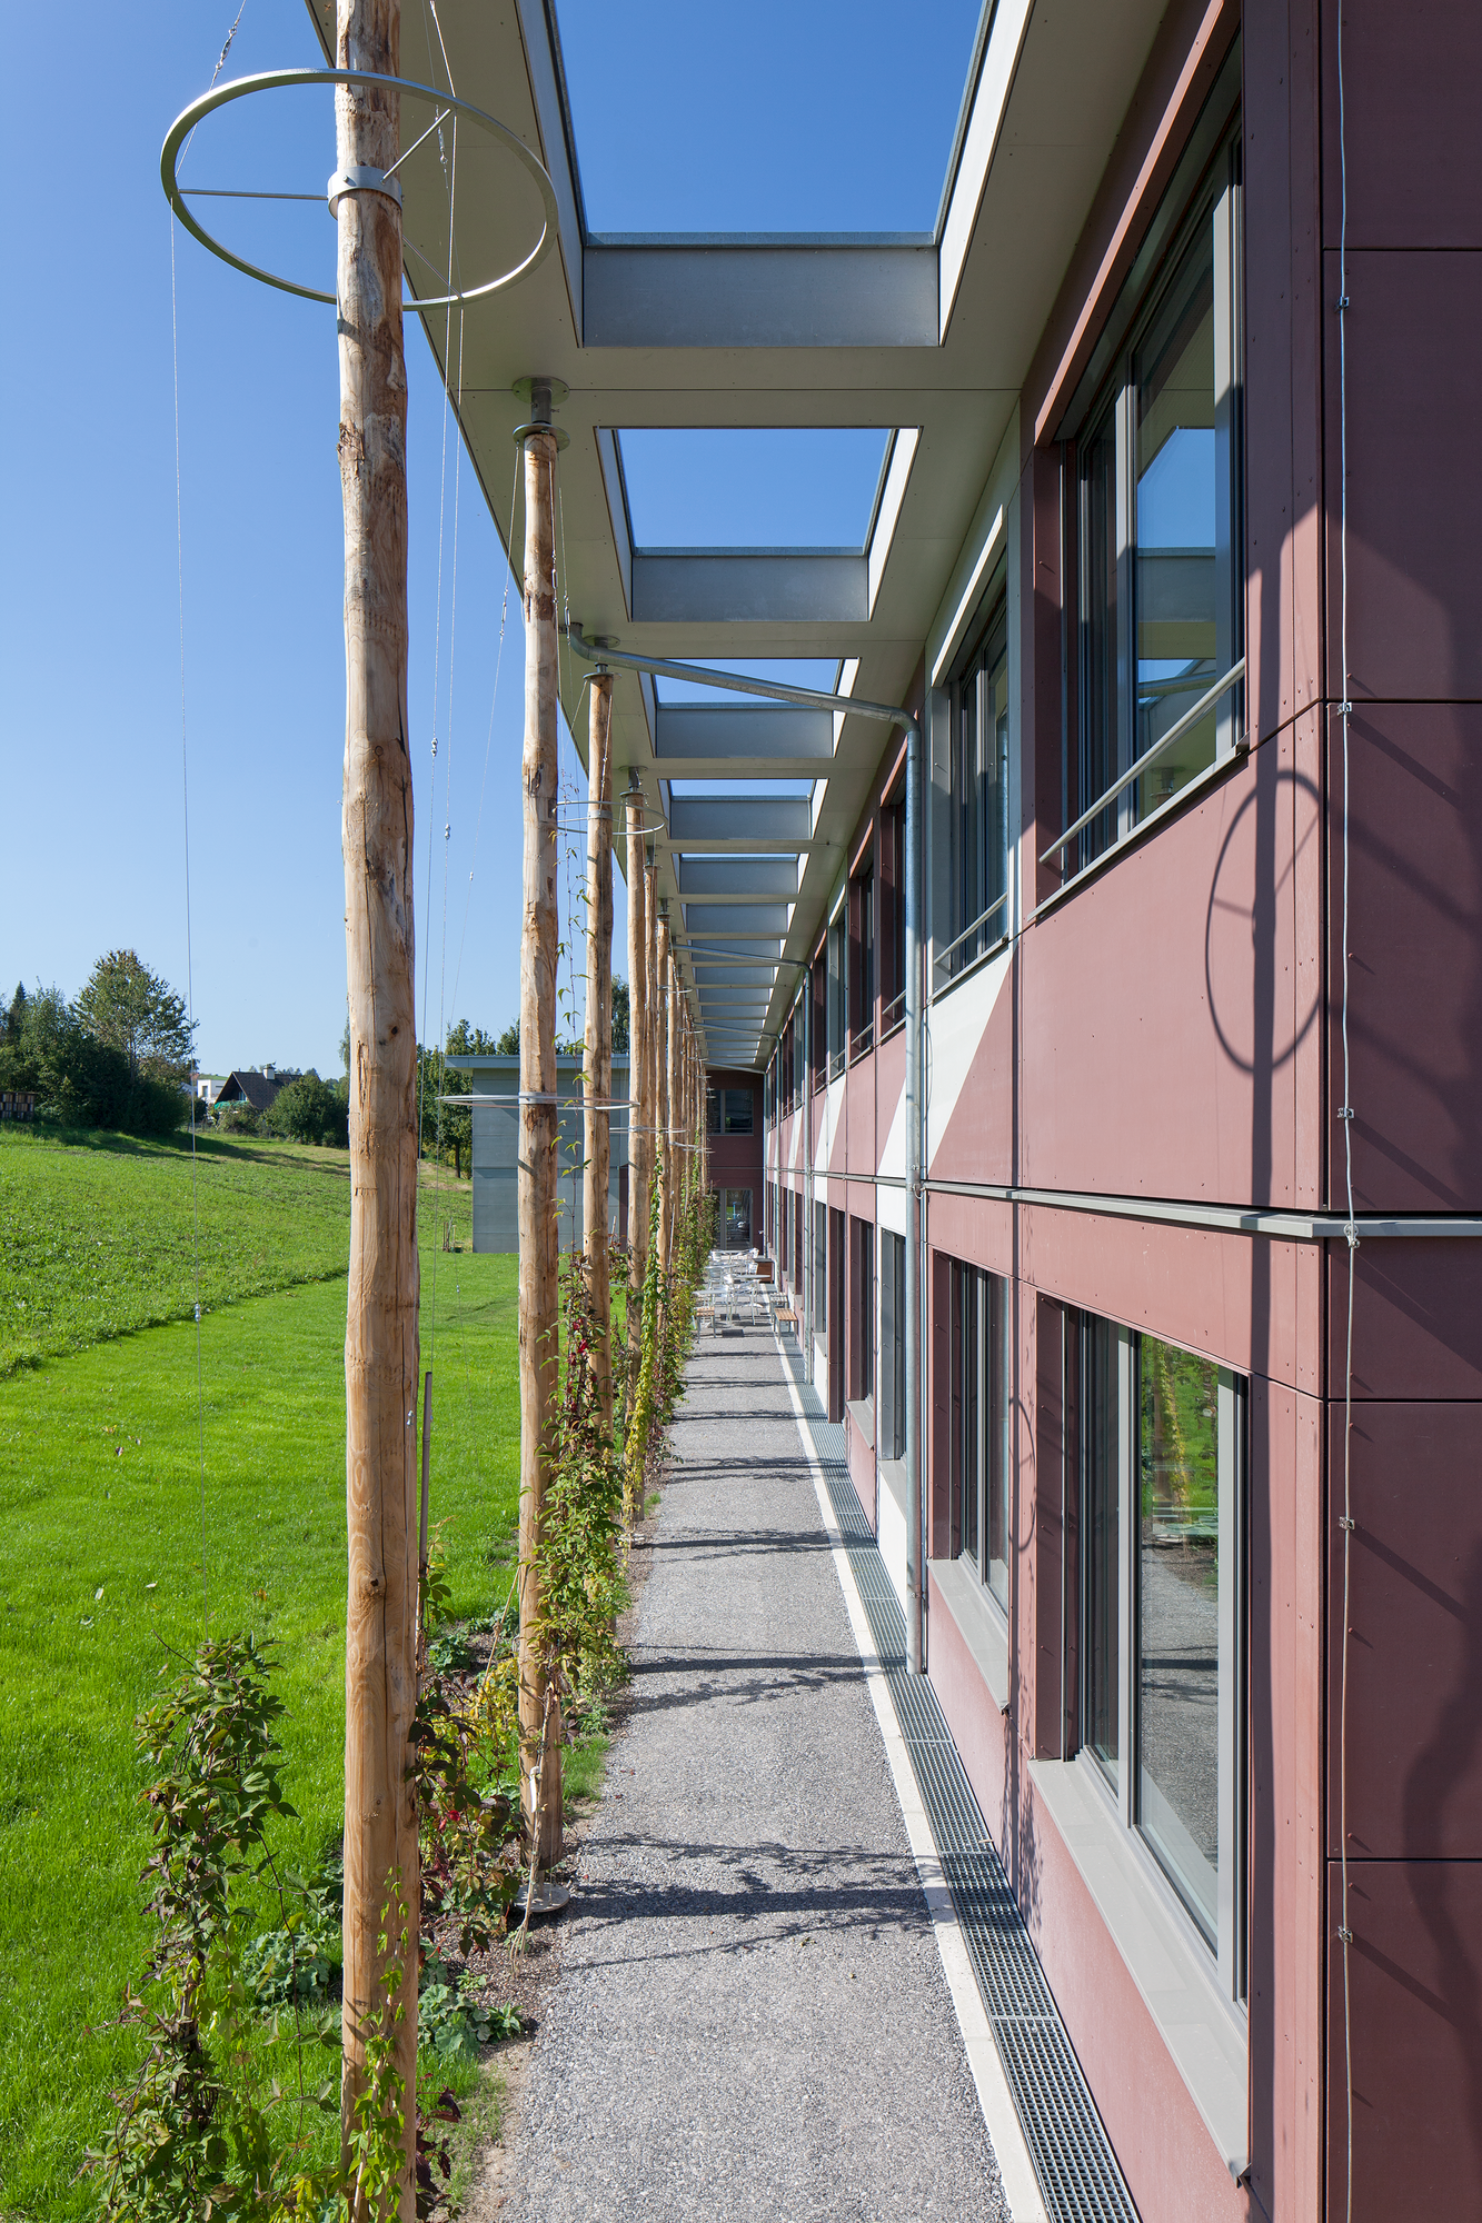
[1077,1312,1246,1993]
[945,587,1011,980]
[706,1087,722,1135]
[721,1187,752,1249]
[850,1217,874,1404]
[880,792,906,1035]
[827,906,847,1079]
[723,1088,753,1134]
[949,1264,1009,1611]
[879,1230,907,1462]
[812,1201,828,1334]
[1073,124,1243,872]
[810,954,826,1092]
[849,865,874,1059]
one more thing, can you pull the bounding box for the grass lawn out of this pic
[0,1137,537,2218]
[0,1126,360,1378]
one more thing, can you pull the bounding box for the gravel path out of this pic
[482,1318,1006,2222]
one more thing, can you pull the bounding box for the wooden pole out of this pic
[583,673,614,1442]
[655,910,672,1275]
[334,2,418,2209]
[516,400,563,1869]
[625,799,649,1382]
[666,953,681,1263]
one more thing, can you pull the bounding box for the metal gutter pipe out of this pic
[904,704,924,1674]
[567,621,927,1674]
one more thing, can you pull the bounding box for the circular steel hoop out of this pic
[161,68,559,311]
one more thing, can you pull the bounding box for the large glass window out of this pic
[849,866,874,1060]
[881,793,907,1035]
[950,1264,1009,1611]
[827,905,847,1078]
[945,587,1010,980]
[1073,128,1242,873]
[1078,1311,1246,1991]
[812,1200,827,1334]
[850,1217,874,1404]
[879,1229,907,1462]
[721,1188,752,1250]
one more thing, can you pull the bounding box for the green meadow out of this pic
[0,1127,525,2217]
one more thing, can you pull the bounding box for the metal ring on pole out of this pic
[160,68,560,310]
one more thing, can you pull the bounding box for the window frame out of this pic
[1076,1311,1247,2002]
[949,1261,1010,1616]
[1067,124,1244,880]
[942,574,1012,985]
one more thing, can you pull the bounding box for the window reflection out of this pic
[1134,228,1218,821]
[1137,1335,1220,1940]
[1084,1317,1120,1788]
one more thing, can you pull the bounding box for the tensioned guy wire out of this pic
[170,216,210,1641]
[1335,8,1358,2216]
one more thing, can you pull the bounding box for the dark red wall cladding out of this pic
[1327,1860,1482,2220]
[1326,1401,1482,1862]
[752,4,1482,2216]
[1327,706,1482,1213]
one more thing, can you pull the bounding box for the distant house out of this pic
[189,1071,227,1104]
[215,1067,300,1114]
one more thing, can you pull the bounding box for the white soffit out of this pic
[938,0,1037,339]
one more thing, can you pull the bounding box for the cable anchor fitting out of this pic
[1338,1515,1356,1532]
[1338,1926,1354,1944]
[1344,1222,1361,1251]
[1338,1105,1356,1120]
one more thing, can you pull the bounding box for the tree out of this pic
[264,1070,349,1148]
[1,983,184,1135]
[4,983,25,1045]
[495,1020,519,1054]
[611,975,630,1056]
[75,950,196,1082]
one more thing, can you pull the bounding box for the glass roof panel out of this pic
[620,429,888,551]
[553,0,985,235]
[651,654,839,707]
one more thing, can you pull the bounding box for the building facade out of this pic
[760,11,1481,2219]
[330,0,1481,2207]
[705,1067,764,1249]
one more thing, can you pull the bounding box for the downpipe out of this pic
[905,704,925,1675]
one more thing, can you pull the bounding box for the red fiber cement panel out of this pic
[1323,251,1482,704]
[1022,738,1304,1209]
[1019,1203,1319,1396]
[874,1023,905,1166]
[923,1190,1014,1281]
[1331,1241,1482,1402]
[1327,1858,1482,2221]
[1320,0,1482,250]
[1326,1401,1482,1861]
[930,962,1016,1189]
[840,1054,874,1179]
[1327,704,1482,1213]
[926,1568,1010,1849]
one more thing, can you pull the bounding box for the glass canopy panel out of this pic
[552,0,985,234]
[619,430,890,551]
[650,655,840,707]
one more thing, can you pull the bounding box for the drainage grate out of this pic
[778,1340,1140,2223]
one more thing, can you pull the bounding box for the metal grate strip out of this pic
[780,1335,1140,2223]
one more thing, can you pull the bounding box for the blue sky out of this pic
[3,0,981,1077]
